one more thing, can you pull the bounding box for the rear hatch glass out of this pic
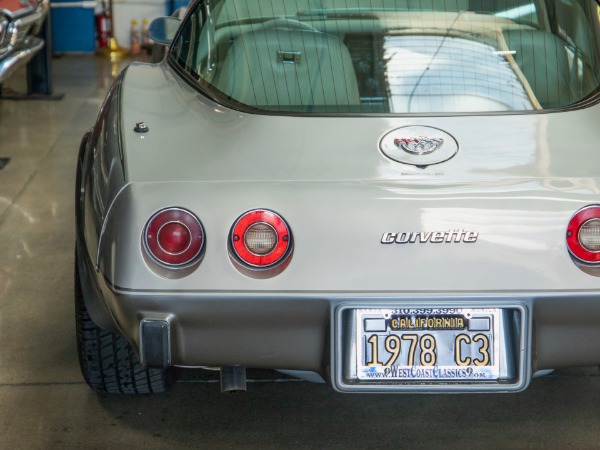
[172,0,600,113]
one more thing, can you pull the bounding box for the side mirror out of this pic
[149,17,181,46]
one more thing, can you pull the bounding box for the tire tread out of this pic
[75,260,175,394]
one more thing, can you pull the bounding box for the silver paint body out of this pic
[76,53,600,392]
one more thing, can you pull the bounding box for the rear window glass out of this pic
[172,0,600,113]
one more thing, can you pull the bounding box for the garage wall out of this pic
[50,0,172,53]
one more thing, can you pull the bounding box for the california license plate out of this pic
[355,308,501,381]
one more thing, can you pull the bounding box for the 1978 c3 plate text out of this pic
[355,308,501,381]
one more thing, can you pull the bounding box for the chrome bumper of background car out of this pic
[0,37,44,83]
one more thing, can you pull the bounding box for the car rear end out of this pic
[77,0,600,394]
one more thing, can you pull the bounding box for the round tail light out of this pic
[567,206,600,264]
[231,209,291,267]
[144,208,205,268]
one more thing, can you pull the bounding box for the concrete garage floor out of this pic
[1,55,600,449]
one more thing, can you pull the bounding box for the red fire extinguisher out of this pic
[96,1,112,48]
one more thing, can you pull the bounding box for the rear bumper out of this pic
[85,273,600,380]
[102,282,333,373]
[77,232,600,391]
[0,37,44,83]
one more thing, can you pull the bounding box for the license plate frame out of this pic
[333,303,529,393]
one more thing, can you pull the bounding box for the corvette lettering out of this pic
[381,230,479,244]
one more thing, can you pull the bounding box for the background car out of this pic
[0,0,48,84]
[76,0,600,395]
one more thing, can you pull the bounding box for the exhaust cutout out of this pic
[220,366,247,393]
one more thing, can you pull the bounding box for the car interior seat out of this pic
[214,26,361,111]
[503,29,573,108]
[319,0,469,10]
[553,0,599,98]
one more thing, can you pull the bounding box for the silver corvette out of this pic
[75,0,600,394]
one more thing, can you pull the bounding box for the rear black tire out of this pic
[75,257,177,394]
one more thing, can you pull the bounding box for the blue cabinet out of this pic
[50,1,96,53]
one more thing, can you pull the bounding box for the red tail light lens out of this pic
[231,209,291,267]
[144,208,204,268]
[567,206,600,264]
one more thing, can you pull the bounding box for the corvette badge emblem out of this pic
[380,126,458,167]
[394,137,444,155]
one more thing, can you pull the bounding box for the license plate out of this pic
[355,308,501,381]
